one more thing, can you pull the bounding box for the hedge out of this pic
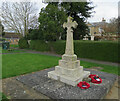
[18,38,29,49]
[49,41,66,54]
[74,41,119,63]
[29,40,119,63]
[30,40,50,52]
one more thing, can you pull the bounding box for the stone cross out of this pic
[63,16,78,55]
[48,16,90,86]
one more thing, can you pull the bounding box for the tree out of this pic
[26,28,43,40]
[38,1,94,41]
[1,2,39,37]
[61,2,94,39]
[118,17,120,36]
[103,18,118,34]
[2,25,5,36]
[38,3,67,41]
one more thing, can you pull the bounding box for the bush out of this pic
[30,40,50,52]
[18,38,29,49]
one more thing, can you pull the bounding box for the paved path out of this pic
[2,77,50,99]
[1,52,27,54]
[26,50,119,67]
[2,49,119,67]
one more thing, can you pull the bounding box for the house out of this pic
[3,32,21,44]
[86,18,107,40]
[0,21,21,44]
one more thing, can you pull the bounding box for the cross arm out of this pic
[63,22,67,29]
[72,21,78,28]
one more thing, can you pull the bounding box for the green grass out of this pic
[0,92,9,101]
[2,53,60,78]
[2,49,25,53]
[0,47,1,54]
[80,61,118,75]
[2,53,118,79]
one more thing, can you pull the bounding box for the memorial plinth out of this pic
[48,16,90,86]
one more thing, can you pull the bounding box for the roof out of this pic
[3,32,20,38]
[88,21,108,27]
[87,18,108,27]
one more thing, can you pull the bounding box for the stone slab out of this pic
[48,69,90,86]
[16,68,118,99]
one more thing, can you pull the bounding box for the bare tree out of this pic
[1,2,39,37]
[103,18,118,34]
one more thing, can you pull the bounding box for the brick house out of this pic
[3,32,21,44]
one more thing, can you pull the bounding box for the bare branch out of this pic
[1,2,39,36]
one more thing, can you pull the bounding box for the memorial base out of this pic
[48,69,90,86]
[48,54,90,86]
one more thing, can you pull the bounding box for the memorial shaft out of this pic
[65,27,74,55]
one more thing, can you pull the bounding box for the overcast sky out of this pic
[29,0,119,23]
[37,0,119,23]
[0,0,119,23]
[88,1,119,22]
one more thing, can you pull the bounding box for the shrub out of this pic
[18,38,29,49]
[30,40,50,52]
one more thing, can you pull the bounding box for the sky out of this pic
[0,0,119,23]
[37,0,119,23]
[88,1,119,23]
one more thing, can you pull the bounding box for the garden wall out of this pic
[29,40,119,63]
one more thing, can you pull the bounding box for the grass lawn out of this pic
[2,53,60,78]
[2,53,118,79]
[0,44,24,53]
[80,61,118,75]
[0,47,1,53]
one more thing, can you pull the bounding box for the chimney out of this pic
[102,18,106,22]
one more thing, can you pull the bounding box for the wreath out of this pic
[77,74,102,89]
[77,81,90,89]
[89,74,102,84]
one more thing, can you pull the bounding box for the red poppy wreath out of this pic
[77,81,90,89]
[89,74,102,84]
